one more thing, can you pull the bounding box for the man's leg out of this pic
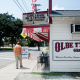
[19,55,23,67]
[15,55,18,69]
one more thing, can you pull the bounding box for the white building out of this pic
[49,10,80,72]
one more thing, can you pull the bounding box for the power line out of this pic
[21,0,28,12]
[22,0,30,12]
[13,0,24,12]
[16,0,26,12]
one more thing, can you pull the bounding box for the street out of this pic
[0,50,15,69]
[0,47,43,69]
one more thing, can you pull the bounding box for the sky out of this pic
[0,0,80,19]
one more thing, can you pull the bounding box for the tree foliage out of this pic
[0,13,22,37]
[0,13,22,47]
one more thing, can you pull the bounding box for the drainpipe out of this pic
[48,0,52,24]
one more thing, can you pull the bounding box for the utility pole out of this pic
[31,4,41,12]
[35,4,41,12]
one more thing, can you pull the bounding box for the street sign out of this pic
[20,33,27,38]
[21,39,27,41]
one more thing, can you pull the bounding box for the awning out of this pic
[22,24,50,43]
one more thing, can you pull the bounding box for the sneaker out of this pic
[20,65,23,67]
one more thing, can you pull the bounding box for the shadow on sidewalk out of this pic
[20,67,30,69]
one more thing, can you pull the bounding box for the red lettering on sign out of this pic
[65,42,69,48]
[73,49,80,52]
[75,43,78,47]
[61,42,65,50]
[70,42,73,48]
[55,42,73,52]
[55,42,60,52]
[79,42,80,47]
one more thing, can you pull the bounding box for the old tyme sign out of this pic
[23,14,48,25]
[52,40,80,61]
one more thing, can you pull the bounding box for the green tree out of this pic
[0,13,22,48]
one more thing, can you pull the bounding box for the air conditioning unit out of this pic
[71,24,80,33]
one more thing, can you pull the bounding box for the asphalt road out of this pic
[0,47,43,69]
[0,50,15,69]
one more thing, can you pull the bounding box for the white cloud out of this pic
[52,5,64,10]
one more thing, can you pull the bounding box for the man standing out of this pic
[13,42,23,69]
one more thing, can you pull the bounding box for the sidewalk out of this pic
[0,59,37,80]
[0,47,78,80]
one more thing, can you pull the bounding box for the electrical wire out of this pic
[22,0,30,12]
[15,0,26,12]
[13,0,24,12]
[21,0,28,12]
[16,0,26,12]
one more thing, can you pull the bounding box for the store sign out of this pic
[23,14,48,25]
[53,40,80,61]
[33,28,42,33]
[22,47,28,59]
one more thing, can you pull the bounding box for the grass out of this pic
[0,48,13,50]
[46,47,49,50]
[31,72,80,77]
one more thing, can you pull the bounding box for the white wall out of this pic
[50,17,80,72]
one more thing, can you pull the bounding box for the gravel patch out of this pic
[14,73,77,80]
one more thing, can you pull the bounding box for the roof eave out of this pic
[50,15,80,17]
